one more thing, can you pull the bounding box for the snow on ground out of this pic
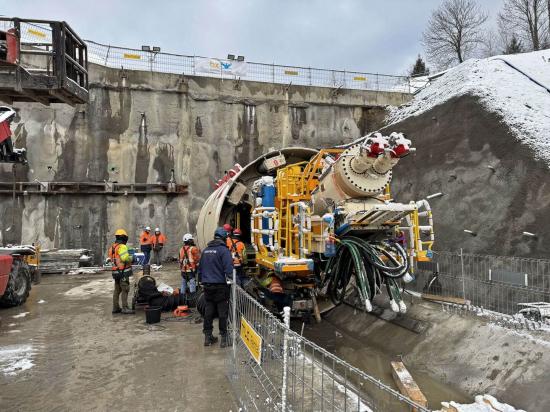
[0,344,35,376]
[12,312,30,319]
[438,394,526,412]
[388,50,550,167]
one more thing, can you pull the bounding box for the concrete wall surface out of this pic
[0,64,404,260]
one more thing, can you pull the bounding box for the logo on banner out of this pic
[196,57,247,77]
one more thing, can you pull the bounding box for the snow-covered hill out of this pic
[389,50,550,166]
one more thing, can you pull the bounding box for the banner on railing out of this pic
[195,57,247,76]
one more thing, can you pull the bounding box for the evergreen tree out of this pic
[410,55,429,76]
[504,35,524,54]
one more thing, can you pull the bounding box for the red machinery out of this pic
[0,254,32,307]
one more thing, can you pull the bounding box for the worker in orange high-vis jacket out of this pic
[139,226,153,265]
[179,233,201,301]
[108,229,135,314]
[152,228,167,266]
[226,228,247,287]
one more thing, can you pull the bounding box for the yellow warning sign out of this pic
[284,70,299,76]
[240,317,262,365]
[124,53,141,60]
[353,76,367,81]
[28,28,46,38]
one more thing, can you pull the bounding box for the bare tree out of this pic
[480,30,501,57]
[422,0,488,69]
[498,0,549,51]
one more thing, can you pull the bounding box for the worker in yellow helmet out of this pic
[108,229,135,314]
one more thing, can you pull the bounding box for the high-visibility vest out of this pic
[140,231,153,246]
[153,233,167,247]
[179,245,200,271]
[227,238,245,267]
[108,243,132,273]
[269,276,284,294]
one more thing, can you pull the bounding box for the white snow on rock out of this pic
[0,344,35,376]
[388,50,550,167]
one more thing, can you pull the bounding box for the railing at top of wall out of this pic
[2,19,411,93]
[85,41,411,93]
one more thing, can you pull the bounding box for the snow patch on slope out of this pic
[388,50,550,166]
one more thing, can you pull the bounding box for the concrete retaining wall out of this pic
[0,64,405,261]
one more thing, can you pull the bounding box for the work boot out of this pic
[121,308,135,314]
[204,334,218,346]
[220,334,229,348]
[112,308,122,314]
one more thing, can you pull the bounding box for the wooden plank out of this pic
[421,293,469,305]
[390,361,428,411]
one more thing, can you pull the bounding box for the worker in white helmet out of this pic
[151,227,167,266]
[139,226,153,265]
[179,233,201,302]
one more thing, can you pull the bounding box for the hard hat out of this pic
[214,227,228,239]
[223,223,233,232]
[115,229,128,237]
[183,233,194,242]
[233,228,242,237]
[155,227,160,233]
[145,226,151,231]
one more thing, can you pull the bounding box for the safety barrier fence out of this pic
[227,284,430,412]
[85,40,411,93]
[1,20,410,93]
[411,250,550,317]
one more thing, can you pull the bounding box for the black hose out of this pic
[323,237,409,311]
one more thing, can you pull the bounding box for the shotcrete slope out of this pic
[384,50,550,257]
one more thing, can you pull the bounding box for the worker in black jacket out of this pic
[197,227,234,347]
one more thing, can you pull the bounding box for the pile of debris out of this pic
[40,249,93,274]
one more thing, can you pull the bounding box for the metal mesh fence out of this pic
[85,40,410,93]
[411,251,550,316]
[227,285,429,412]
[1,21,410,92]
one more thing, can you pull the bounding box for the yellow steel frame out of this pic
[410,209,434,262]
[253,149,344,270]
[253,147,433,270]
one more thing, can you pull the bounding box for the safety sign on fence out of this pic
[195,57,247,77]
[240,316,262,365]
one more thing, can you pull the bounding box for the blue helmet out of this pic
[214,227,228,239]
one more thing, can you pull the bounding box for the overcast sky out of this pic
[5,0,504,75]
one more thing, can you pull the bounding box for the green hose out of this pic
[324,237,409,312]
